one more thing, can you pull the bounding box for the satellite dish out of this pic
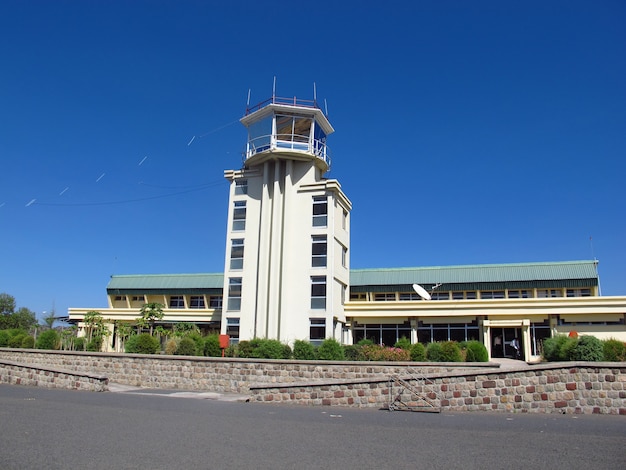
[412,283,431,301]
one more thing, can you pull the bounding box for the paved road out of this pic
[1,384,624,469]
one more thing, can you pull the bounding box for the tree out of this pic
[139,303,164,336]
[42,309,57,329]
[0,293,16,316]
[10,307,37,331]
[83,310,111,351]
[114,321,134,352]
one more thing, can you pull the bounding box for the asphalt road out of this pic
[1,384,624,470]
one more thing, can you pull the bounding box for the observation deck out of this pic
[240,96,334,172]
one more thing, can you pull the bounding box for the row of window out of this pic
[354,288,593,302]
[225,317,327,345]
[113,295,223,309]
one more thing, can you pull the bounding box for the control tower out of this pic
[221,95,352,345]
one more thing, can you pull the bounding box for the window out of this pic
[230,238,244,270]
[341,245,347,268]
[342,209,348,230]
[350,292,367,301]
[465,291,477,299]
[310,318,326,345]
[311,276,326,309]
[537,289,563,298]
[341,283,346,305]
[399,292,421,301]
[169,296,185,308]
[190,296,205,309]
[311,235,327,267]
[374,293,396,301]
[233,201,246,231]
[431,292,450,300]
[226,318,240,344]
[352,322,412,346]
[235,179,248,195]
[480,291,505,299]
[508,290,531,299]
[209,295,223,309]
[131,295,144,302]
[417,320,479,344]
[566,288,592,297]
[452,292,464,300]
[312,196,327,227]
[227,278,242,311]
[114,295,127,301]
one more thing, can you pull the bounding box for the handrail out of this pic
[245,96,321,115]
[245,134,331,169]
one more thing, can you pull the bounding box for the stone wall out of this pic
[0,358,108,391]
[250,364,626,415]
[1,349,624,414]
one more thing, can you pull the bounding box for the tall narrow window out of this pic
[311,235,327,267]
[226,318,240,344]
[235,179,248,195]
[312,196,327,227]
[233,201,246,231]
[341,245,347,268]
[311,276,326,309]
[227,277,242,311]
[230,238,244,270]
[310,318,326,345]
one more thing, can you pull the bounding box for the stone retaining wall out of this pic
[1,349,624,414]
[0,358,108,392]
[250,364,626,415]
[0,349,482,393]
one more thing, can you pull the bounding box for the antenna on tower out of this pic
[246,89,251,107]
[324,99,328,116]
[272,76,276,100]
[313,82,317,104]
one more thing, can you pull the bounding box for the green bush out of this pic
[410,342,426,361]
[603,339,626,362]
[175,337,198,356]
[204,334,221,357]
[425,342,443,361]
[187,333,205,356]
[572,335,604,361]
[35,330,59,350]
[343,345,362,361]
[356,338,375,346]
[86,338,103,352]
[440,341,462,362]
[359,344,411,361]
[73,337,86,351]
[165,338,179,355]
[464,340,489,362]
[256,339,290,359]
[21,335,35,348]
[237,339,261,358]
[8,333,26,348]
[394,337,412,350]
[542,335,577,361]
[317,338,345,361]
[0,330,9,347]
[293,340,317,360]
[125,333,160,354]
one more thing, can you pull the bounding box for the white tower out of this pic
[221,94,351,345]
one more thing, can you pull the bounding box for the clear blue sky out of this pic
[1,0,625,320]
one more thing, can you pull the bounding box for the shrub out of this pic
[440,341,462,362]
[425,342,443,362]
[394,337,412,350]
[410,342,426,361]
[73,337,86,351]
[21,335,35,348]
[256,339,289,359]
[235,340,254,358]
[603,339,626,362]
[357,338,375,346]
[35,330,59,350]
[8,333,26,348]
[572,335,604,361]
[175,337,197,356]
[125,333,160,354]
[343,345,362,361]
[317,338,345,361]
[542,335,576,361]
[464,340,488,362]
[0,330,9,347]
[86,338,103,352]
[165,338,179,355]
[293,340,317,360]
[186,333,204,356]
[360,344,410,361]
[204,334,221,357]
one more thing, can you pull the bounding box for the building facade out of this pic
[69,96,626,361]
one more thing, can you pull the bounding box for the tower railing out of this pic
[245,96,322,115]
[244,134,331,169]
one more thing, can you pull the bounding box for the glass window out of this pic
[310,318,326,345]
[312,196,327,227]
[190,296,205,309]
[480,291,505,299]
[508,290,532,299]
[169,296,184,309]
[465,291,477,299]
[226,318,240,344]
[399,292,421,301]
[566,288,591,297]
[247,116,272,155]
[233,201,246,231]
[341,245,347,267]
[228,278,242,311]
[209,295,223,309]
[431,292,450,300]
[235,179,248,195]
[537,289,563,298]
[311,276,326,309]
[374,293,396,301]
[230,238,244,270]
[311,235,327,267]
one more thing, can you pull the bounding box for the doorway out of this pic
[490,327,523,360]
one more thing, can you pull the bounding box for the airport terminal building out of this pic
[69,96,626,361]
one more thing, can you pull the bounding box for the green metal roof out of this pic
[350,260,599,288]
[107,273,224,295]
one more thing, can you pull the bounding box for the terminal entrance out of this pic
[490,327,523,360]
